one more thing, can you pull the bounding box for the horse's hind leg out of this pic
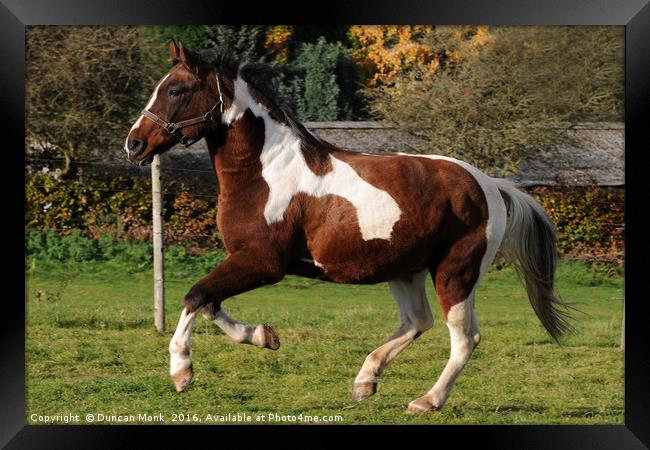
[352,269,433,402]
[406,240,485,413]
[406,290,480,413]
[201,303,280,350]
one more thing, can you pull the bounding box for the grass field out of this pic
[26,258,624,425]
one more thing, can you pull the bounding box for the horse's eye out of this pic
[169,89,181,97]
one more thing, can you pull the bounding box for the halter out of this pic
[140,73,225,147]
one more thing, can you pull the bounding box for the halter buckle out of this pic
[203,111,214,123]
[166,123,178,133]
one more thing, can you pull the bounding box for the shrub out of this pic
[26,229,226,277]
[527,186,624,263]
[26,170,223,252]
[26,172,624,265]
[362,26,624,176]
[276,37,358,121]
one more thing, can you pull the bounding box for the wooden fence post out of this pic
[621,300,625,351]
[152,154,165,332]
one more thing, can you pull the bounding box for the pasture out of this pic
[26,257,624,425]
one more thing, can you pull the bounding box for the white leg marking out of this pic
[220,76,402,241]
[169,307,198,376]
[354,270,433,385]
[202,307,267,348]
[422,296,477,409]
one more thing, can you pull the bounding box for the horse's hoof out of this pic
[352,382,377,402]
[263,324,280,350]
[405,396,440,414]
[171,365,194,392]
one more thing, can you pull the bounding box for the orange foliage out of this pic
[349,26,437,86]
[264,25,294,63]
[349,25,495,86]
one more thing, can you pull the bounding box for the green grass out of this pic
[26,258,624,425]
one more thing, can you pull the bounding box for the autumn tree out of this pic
[264,25,294,63]
[361,26,624,175]
[349,25,439,87]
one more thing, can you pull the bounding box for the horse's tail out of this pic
[493,178,575,343]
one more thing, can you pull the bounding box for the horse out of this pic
[124,40,573,414]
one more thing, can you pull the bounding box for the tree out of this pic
[143,27,364,122]
[363,26,624,176]
[26,26,159,170]
[264,25,294,64]
[276,37,359,121]
[204,25,268,61]
[349,25,439,87]
[142,26,213,74]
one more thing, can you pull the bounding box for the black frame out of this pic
[4,0,649,448]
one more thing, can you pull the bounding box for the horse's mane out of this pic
[197,48,325,149]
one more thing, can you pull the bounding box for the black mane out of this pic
[197,48,324,148]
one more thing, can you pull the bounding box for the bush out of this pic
[363,26,624,176]
[527,186,624,263]
[276,37,358,121]
[26,170,223,252]
[26,171,152,235]
[26,172,624,265]
[27,229,97,262]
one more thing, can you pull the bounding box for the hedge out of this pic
[26,171,222,253]
[25,172,624,263]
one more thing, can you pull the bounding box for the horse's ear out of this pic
[178,41,200,75]
[168,39,180,65]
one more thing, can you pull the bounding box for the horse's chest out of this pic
[216,196,267,246]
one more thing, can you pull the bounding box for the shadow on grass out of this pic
[562,406,624,418]
[466,403,550,414]
[54,316,150,330]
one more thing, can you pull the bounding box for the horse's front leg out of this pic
[201,303,281,350]
[169,251,284,392]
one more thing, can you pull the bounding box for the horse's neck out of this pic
[206,114,263,197]
[207,76,328,200]
[206,116,302,198]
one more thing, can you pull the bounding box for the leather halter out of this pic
[140,73,225,147]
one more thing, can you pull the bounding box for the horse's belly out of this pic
[304,219,435,284]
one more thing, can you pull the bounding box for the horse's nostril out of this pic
[127,139,145,155]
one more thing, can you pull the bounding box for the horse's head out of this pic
[125,40,224,166]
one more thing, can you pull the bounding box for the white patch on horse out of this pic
[125,73,172,153]
[221,76,402,241]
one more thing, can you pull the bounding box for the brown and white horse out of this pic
[125,40,573,413]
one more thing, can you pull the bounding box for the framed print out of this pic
[4,0,649,448]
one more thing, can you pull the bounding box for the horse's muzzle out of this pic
[126,139,146,157]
